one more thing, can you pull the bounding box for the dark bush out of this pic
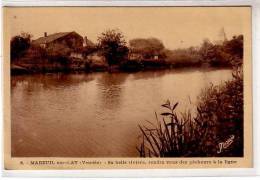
[141,59,167,68]
[11,33,31,61]
[120,60,143,72]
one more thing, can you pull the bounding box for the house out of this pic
[32,31,84,49]
[128,49,160,61]
[32,31,85,59]
[128,52,143,61]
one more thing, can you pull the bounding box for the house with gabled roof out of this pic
[32,31,84,49]
[32,31,85,59]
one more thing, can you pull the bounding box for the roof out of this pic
[32,31,80,44]
[85,39,95,47]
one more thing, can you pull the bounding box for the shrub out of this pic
[138,69,243,157]
[197,69,243,156]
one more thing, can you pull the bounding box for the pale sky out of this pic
[5,7,251,49]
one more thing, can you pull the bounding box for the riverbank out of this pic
[11,58,231,75]
[10,59,166,75]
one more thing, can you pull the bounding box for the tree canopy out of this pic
[10,32,32,61]
[97,29,128,66]
[198,35,243,67]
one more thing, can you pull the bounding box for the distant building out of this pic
[128,49,160,61]
[32,31,84,49]
[32,31,85,59]
[128,52,144,61]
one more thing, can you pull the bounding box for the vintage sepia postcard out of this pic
[3,6,252,170]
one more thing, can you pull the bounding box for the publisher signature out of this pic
[217,135,235,154]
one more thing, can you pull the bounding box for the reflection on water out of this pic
[11,69,232,157]
[96,73,128,110]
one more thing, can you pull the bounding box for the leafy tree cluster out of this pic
[199,35,243,67]
[10,32,32,62]
[97,29,129,66]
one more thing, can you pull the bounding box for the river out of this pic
[11,68,232,157]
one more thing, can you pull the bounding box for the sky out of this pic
[5,7,251,49]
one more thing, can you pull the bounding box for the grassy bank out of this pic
[137,68,243,157]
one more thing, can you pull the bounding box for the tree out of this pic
[223,35,243,66]
[199,35,243,67]
[224,35,243,58]
[97,29,128,66]
[129,38,165,58]
[10,32,32,61]
[199,39,214,61]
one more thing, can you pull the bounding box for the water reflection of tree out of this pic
[11,73,95,92]
[96,72,128,110]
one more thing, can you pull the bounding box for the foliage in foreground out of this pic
[137,70,243,157]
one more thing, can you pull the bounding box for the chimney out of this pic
[44,32,47,37]
[83,36,88,47]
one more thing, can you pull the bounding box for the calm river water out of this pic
[11,68,232,157]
